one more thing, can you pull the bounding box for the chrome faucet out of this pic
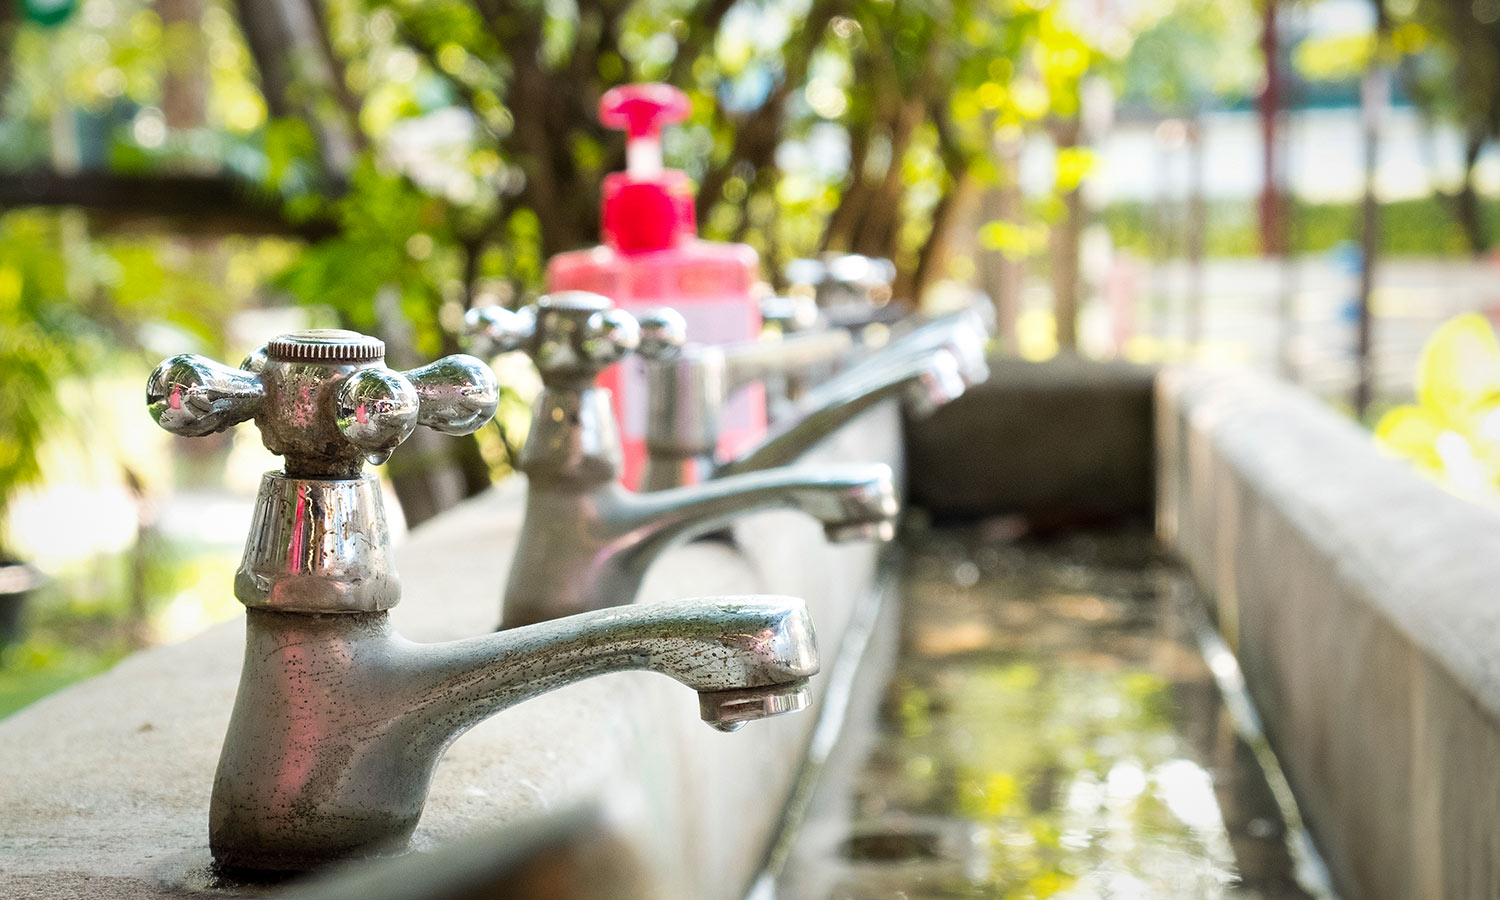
[638,304,993,489]
[636,307,856,490]
[465,292,898,629]
[147,329,820,873]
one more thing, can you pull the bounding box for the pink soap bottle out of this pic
[546,83,764,489]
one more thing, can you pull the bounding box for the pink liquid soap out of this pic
[546,83,765,489]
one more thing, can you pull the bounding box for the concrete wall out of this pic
[0,405,903,900]
[1158,367,1500,900]
[906,355,1156,527]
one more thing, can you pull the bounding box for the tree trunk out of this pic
[1185,118,1206,351]
[850,99,923,259]
[820,116,874,253]
[158,0,206,129]
[1258,0,1285,257]
[509,55,587,256]
[0,0,15,103]
[1450,129,1488,256]
[977,137,1025,353]
[906,170,977,304]
[231,0,361,179]
[1354,57,1388,417]
[1051,120,1083,353]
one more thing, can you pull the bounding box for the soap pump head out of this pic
[599,83,697,253]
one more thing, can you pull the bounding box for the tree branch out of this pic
[0,1,15,106]
[231,0,364,179]
[696,0,845,221]
[666,0,739,86]
[0,169,337,239]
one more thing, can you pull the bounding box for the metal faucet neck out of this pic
[634,309,855,486]
[465,293,641,485]
[518,385,624,486]
[234,471,401,613]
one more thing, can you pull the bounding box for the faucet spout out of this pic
[716,347,970,477]
[502,462,896,628]
[640,306,992,489]
[211,596,819,872]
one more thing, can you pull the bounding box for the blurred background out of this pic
[2,0,1499,716]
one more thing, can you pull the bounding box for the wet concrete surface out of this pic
[774,523,1332,900]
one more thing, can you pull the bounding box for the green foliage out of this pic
[1103,194,1500,258]
[278,160,456,345]
[0,639,126,718]
[220,0,1130,321]
[0,214,90,548]
[1112,0,1259,111]
[0,203,283,551]
[0,534,238,719]
[3,0,267,143]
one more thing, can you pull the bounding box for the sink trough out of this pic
[1,355,1484,900]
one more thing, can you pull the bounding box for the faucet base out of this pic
[235,472,400,613]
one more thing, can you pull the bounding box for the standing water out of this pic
[769,524,1335,900]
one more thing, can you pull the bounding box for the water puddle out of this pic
[771,524,1335,900]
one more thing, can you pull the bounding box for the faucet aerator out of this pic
[699,679,813,731]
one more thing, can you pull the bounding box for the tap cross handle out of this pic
[146,354,266,437]
[147,329,499,477]
[465,292,640,387]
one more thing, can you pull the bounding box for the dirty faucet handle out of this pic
[473,292,640,386]
[464,304,538,358]
[149,329,499,476]
[536,291,639,369]
[336,355,499,464]
[147,353,265,437]
[636,307,689,361]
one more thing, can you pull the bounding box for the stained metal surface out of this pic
[463,293,899,629]
[714,310,991,481]
[464,292,639,390]
[147,353,266,438]
[233,472,399,613]
[718,350,969,478]
[636,315,857,488]
[503,456,898,628]
[146,329,498,477]
[211,595,819,872]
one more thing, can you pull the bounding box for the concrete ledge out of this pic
[0,405,902,900]
[906,355,1156,527]
[1157,367,1500,900]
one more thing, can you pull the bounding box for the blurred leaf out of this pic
[1414,313,1500,424]
[1377,314,1500,496]
[1374,405,1449,474]
[1293,32,1375,83]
